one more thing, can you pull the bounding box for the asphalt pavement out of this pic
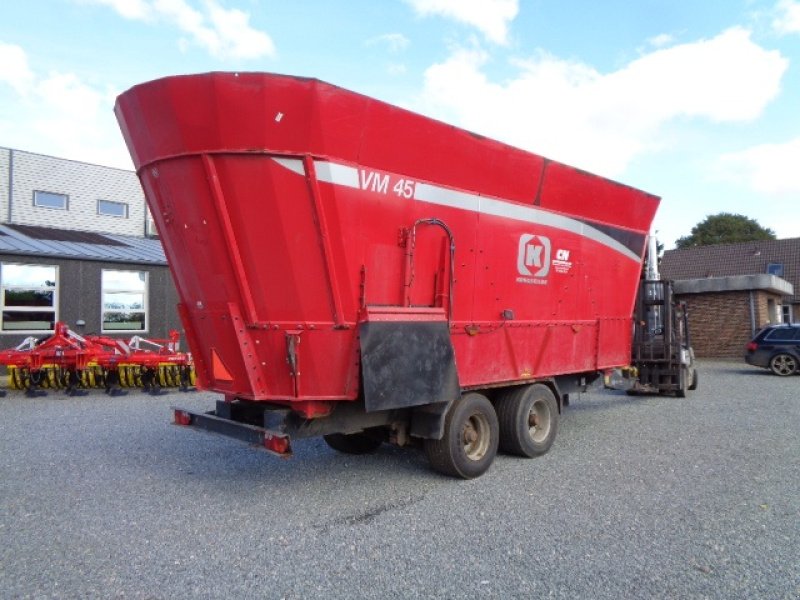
[1,360,798,599]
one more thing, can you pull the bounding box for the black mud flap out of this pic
[359,320,460,417]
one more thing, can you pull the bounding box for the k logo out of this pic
[517,234,551,278]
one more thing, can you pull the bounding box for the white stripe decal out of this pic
[272,158,641,262]
[415,182,479,213]
[315,161,360,189]
[272,157,305,176]
[476,196,639,262]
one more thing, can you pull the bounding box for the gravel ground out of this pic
[1,360,798,599]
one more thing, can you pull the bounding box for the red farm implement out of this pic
[115,72,690,477]
[0,322,195,396]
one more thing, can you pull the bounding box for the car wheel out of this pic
[769,353,798,377]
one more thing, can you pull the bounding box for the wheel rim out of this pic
[772,355,797,376]
[462,413,491,461]
[528,399,552,443]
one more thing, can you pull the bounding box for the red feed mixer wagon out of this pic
[115,72,660,478]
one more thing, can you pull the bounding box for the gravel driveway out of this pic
[1,360,798,599]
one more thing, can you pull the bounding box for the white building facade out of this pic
[0,147,155,236]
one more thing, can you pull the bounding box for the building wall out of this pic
[0,254,181,349]
[0,147,9,223]
[2,148,147,236]
[678,290,785,358]
[752,293,773,328]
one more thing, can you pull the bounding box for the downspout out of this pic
[7,148,13,223]
[749,290,756,336]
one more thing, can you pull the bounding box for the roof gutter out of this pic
[0,248,167,267]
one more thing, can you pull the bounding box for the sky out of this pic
[1,0,799,248]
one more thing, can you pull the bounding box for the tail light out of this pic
[174,409,192,426]
[745,342,758,352]
[264,432,291,455]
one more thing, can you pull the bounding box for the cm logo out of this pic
[517,234,551,277]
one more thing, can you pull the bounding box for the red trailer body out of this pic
[115,72,659,476]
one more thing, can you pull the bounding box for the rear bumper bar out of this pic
[172,408,292,456]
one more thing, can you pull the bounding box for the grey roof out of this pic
[4,224,130,246]
[661,237,800,302]
[0,224,166,265]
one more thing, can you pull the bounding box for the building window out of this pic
[783,305,793,324]
[98,199,128,218]
[102,270,147,331]
[33,190,68,210]
[1,263,58,332]
[767,263,784,277]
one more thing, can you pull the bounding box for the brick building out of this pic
[0,147,179,346]
[661,239,799,358]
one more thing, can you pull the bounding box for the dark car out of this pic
[744,324,800,376]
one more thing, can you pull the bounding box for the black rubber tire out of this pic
[323,432,382,454]
[495,383,559,457]
[424,393,499,479]
[688,367,699,391]
[676,367,688,398]
[769,353,797,377]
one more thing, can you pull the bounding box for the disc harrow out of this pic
[0,322,195,396]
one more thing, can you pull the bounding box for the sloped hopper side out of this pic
[115,74,363,402]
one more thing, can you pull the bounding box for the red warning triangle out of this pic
[211,348,233,382]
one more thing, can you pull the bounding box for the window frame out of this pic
[33,190,68,210]
[0,262,59,334]
[97,199,129,218]
[101,269,148,333]
[767,263,784,278]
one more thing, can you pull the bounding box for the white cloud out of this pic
[773,0,800,34]
[647,33,675,48]
[0,42,35,95]
[203,0,275,58]
[366,33,411,54]
[716,137,800,195]
[700,140,800,238]
[87,0,152,20]
[418,28,787,177]
[83,0,275,59]
[404,0,518,45]
[0,45,131,168]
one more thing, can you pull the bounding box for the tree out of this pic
[675,213,776,249]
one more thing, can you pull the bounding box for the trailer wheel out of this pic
[424,393,498,479]
[496,383,558,457]
[323,432,382,455]
[769,353,797,377]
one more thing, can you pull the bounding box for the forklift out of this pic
[627,237,698,397]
